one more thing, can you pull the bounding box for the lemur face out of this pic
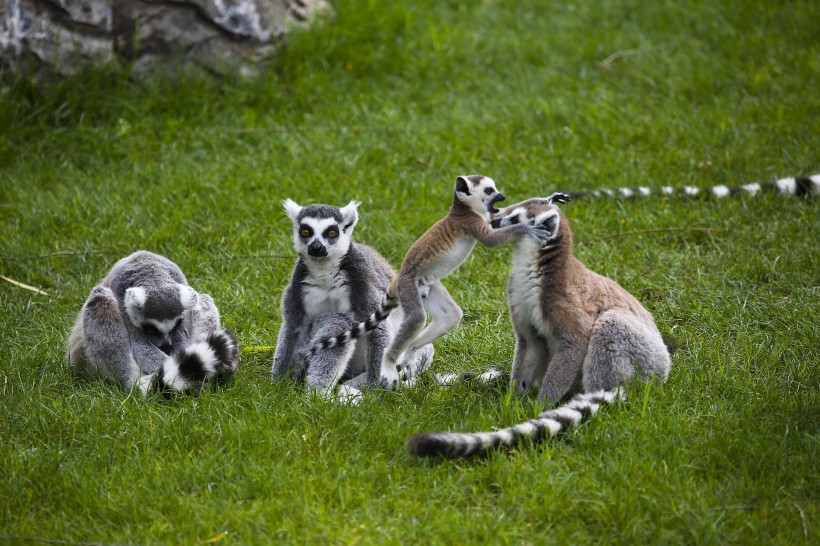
[124,284,197,354]
[455,175,506,218]
[491,203,561,241]
[282,199,359,261]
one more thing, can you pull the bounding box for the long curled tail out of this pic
[569,174,820,200]
[407,389,623,459]
[138,329,239,396]
[303,292,399,358]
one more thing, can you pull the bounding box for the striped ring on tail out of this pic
[138,329,239,396]
[569,174,820,200]
[407,389,623,459]
[299,292,399,360]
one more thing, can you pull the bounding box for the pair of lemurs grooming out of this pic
[69,173,818,457]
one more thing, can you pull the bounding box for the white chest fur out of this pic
[423,236,477,282]
[301,264,351,319]
[509,239,551,338]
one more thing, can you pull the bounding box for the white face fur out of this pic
[455,175,507,221]
[282,199,359,263]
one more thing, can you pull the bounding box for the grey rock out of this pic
[0,0,331,77]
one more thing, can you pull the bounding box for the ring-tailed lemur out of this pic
[272,199,433,403]
[374,175,566,390]
[569,174,819,199]
[68,251,239,396]
[407,198,671,458]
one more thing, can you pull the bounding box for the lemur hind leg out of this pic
[379,276,426,389]
[511,328,549,396]
[537,342,586,406]
[304,313,358,398]
[78,286,141,390]
[397,280,461,379]
[582,311,671,393]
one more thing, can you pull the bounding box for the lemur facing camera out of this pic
[273,199,433,403]
[68,251,239,396]
[408,198,671,458]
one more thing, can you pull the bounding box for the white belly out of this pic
[422,237,477,282]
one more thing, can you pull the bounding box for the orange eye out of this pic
[326,230,338,238]
[300,229,311,238]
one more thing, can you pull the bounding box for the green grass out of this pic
[1,0,818,543]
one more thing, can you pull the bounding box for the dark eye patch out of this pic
[484,187,494,195]
[299,225,313,238]
[142,324,160,336]
[323,226,339,238]
[509,215,521,225]
[172,318,183,331]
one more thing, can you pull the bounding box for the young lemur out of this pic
[376,175,560,389]
[408,198,671,458]
[273,199,433,403]
[567,174,820,200]
[68,251,239,396]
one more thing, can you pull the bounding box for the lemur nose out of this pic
[496,193,506,202]
[158,342,173,355]
[308,240,327,257]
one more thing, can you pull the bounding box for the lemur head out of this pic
[454,175,506,220]
[124,284,198,354]
[491,202,565,247]
[282,199,359,261]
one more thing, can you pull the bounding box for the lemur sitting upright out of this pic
[273,199,433,403]
[68,251,239,396]
[408,198,671,458]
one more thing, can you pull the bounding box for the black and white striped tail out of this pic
[138,329,239,396]
[304,292,399,358]
[570,175,820,200]
[407,389,623,459]
[431,368,509,387]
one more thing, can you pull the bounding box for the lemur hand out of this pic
[527,224,554,245]
[546,192,571,205]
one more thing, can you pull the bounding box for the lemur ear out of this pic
[124,286,147,312]
[455,176,471,196]
[539,210,561,240]
[340,200,360,232]
[282,198,302,224]
[177,284,199,311]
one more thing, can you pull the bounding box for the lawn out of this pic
[1,0,818,544]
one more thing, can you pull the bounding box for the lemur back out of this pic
[68,251,239,396]
[408,200,671,458]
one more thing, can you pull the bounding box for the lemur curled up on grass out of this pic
[272,199,433,403]
[68,251,239,396]
[408,198,671,458]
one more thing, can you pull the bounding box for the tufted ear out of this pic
[124,286,147,312]
[455,176,471,196]
[177,284,199,311]
[537,209,561,240]
[282,198,302,224]
[339,200,360,233]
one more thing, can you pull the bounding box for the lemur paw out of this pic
[336,385,363,405]
[547,192,571,205]
[378,367,402,390]
[528,225,553,245]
